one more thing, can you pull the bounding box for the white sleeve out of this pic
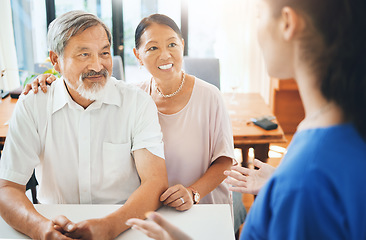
[0,97,42,185]
[131,95,165,160]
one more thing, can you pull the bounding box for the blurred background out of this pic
[0,0,270,100]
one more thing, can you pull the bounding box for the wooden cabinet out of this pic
[270,78,305,134]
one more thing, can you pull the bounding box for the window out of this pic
[11,0,267,97]
[54,0,112,32]
[11,0,48,84]
[187,0,269,96]
[187,0,219,58]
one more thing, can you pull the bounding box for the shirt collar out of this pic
[52,76,121,114]
[52,77,69,114]
[99,77,121,108]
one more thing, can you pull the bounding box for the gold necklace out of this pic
[153,71,185,98]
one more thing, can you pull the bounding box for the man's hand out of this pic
[33,217,75,240]
[0,180,75,240]
[224,159,276,195]
[23,73,57,95]
[53,216,115,240]
[51,215,77,235]
[160,184,194,211]
[126,212,192,240]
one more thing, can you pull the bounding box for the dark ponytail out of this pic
[318,0,366,139]
[269,0,366,139]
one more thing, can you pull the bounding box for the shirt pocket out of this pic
[102,142,133,181]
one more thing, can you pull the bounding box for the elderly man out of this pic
[0,10,168,239]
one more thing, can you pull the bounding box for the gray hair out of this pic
[47,10,112,57]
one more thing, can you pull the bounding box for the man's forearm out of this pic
[102,148,169,238]
[0,180,49,239]
[103,177,168,238]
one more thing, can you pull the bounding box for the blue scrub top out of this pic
[241,124,366,240]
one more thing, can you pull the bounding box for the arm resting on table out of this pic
[0,179,72,239]
[95,148,169,238]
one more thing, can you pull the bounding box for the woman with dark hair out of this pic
[131,13,235,212]
[126,0,366,239]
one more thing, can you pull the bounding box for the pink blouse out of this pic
[139,78,235,205]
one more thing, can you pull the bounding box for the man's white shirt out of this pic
[0,77,164,204]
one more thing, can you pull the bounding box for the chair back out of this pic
[34,62,53,74]
[112,55,125,81]
[183,57,220,89]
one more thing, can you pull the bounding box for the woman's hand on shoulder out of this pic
[23,73,57,95]
[160,184,193,211]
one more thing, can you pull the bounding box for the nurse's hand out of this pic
[126,212,193,240]
[224,159,276,195]
[23,73,57,95]
[160,184,194,211]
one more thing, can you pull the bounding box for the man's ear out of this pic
[281,7,303,41]
[133,48,143,66]
[49,51,61,72]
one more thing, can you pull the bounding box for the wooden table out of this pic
[0,96,17,147]
[0,204,235,240]
[224,93,286,167]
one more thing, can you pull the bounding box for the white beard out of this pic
[64,74,111,101]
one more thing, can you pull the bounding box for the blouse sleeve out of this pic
[209,89,236,164]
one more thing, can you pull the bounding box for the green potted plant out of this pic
[23,58,60,88]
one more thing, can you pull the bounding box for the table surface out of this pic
[0,204,234,240]
[223,93,286,145]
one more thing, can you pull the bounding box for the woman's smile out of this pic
[158,63,173,70]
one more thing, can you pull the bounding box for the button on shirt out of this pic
[0,77,164,204]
